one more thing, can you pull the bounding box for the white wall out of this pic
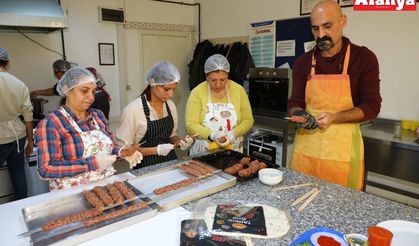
[196,0,419,120]
[1,0,417,121]
[0,0,195,123]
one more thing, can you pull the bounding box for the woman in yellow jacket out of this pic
[185,54,254,155]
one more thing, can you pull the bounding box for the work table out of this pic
[2,158,418,246]
[133,159,419,245]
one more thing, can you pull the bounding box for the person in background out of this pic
[185,54,254,155]
[0,48,33,200]
[30,59,72,98]
[116,61,194,168]
[35,67,142,191]
[85,67,111,120]
[288,0,381,191]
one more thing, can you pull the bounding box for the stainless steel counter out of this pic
[361,118,419,207]
[361,118,419,151]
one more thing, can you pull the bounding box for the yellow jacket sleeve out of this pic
[185,82,211,140]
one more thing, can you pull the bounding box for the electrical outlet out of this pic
[126,84,131,90]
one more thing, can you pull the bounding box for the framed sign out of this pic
[339,0,354,7]
[300,0,337,15]
[98,43,115,65]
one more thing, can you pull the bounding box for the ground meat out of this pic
[239,157,251,165]
[290,115,307,123]
[119,144,141,158]
[113,181,136,200]
[224,163,244,175]
[153,177,199,195]
[179,164,205,176]
[42,208,103,232]
[93,186,114,207]
[106,183,124,205]
[82,190,105,209]
[84,202,148,227]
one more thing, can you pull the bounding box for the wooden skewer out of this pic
[291,187,318,206]
[298,189,321,212]
[272,182,314,191]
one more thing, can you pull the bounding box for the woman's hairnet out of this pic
[146,61,180,86]
[56,67,96,97]
[204,54,230,74]
[0,48,9,61]
[53,59,71,72]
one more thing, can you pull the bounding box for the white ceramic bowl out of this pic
[258,168,283,186]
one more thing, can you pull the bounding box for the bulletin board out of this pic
[274,16,314,68]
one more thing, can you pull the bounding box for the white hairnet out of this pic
[0,48,9,61]
[56,67,96,97]
[146,61,180,86]
[204,54,230,74]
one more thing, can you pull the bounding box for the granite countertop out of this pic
[133,158,419,246]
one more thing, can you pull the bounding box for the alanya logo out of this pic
[354,0,416,11]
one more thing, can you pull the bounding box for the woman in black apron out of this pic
[116,61,194,168]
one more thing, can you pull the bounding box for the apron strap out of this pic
[342,45,351,75]
[7,121,20,153]
[310,44,351,75]
[59,107,99,133]
[141,95,172,121]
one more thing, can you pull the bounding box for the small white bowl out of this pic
[258,168,283,186]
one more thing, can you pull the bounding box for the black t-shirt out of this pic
[52,83,60,96]
[91,90,110,120]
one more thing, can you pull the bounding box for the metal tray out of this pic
[192,150,278,182]
[128,161,236,211]
[21,181,159,246]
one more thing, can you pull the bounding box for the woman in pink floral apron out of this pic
[35,67,142,191]
[186,54,254,155]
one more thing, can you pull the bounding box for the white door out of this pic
[139,30,192,137]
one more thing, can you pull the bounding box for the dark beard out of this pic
[316,36,334,51]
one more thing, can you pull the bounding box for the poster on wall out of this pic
[249,21,276,68]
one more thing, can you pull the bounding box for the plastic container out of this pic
[368,226,393,246]
[393,122,402,138]
[401,120,419,131]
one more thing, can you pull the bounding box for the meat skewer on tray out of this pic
[19,181,147,237]
[153,169,221,195]
[177,161,217,177]
[20,200,151,240]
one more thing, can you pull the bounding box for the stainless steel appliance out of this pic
[246,129,293,168]
[0,165,14,204]
[25,147,49,197]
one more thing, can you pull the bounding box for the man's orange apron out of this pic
[290,45,364,190]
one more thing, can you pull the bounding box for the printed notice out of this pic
[250,21,276,68]
[276,40,296,57]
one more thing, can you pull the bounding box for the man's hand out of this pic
[315,112,336,130]
[25,140,34,156]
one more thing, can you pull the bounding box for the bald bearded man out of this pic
[288,0,381,190]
